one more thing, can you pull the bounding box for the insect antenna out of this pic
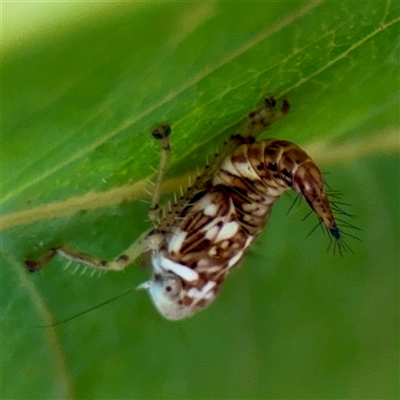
[34,288,137,328]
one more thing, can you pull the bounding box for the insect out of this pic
[25,97,351,320]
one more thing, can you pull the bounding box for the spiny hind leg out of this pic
[25,230,151,273]
[148,124,172,221]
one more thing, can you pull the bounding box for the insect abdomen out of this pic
[213,139,339,239]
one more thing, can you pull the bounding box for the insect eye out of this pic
[163,276,182,298]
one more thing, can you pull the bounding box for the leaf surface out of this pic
[2,2,399,399]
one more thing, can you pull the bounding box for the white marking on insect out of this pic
[168,230,187,253]
[202,280,216,293]
[204,203,218,216]
[215,221,239,242]
[205,225,220,241]
[208,246,218,257]
[220,240,230,249]
[187,287,203,299]
[242,202,268,216]
[231,160,260,181]
[154,254,199,282]
[227,251,244,268]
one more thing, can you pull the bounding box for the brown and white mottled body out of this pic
[25,98,342,321]
[146,138,339,319]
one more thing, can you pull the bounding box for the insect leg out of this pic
[24,230,151,273]
[244,97,290,140]
[24,125,170,273]
[175,98,291,199]
[148,124,172,222]
[203,98,290,179]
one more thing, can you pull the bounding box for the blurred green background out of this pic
[2,2,399,399]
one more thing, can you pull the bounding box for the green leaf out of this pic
[2,2,399,399]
